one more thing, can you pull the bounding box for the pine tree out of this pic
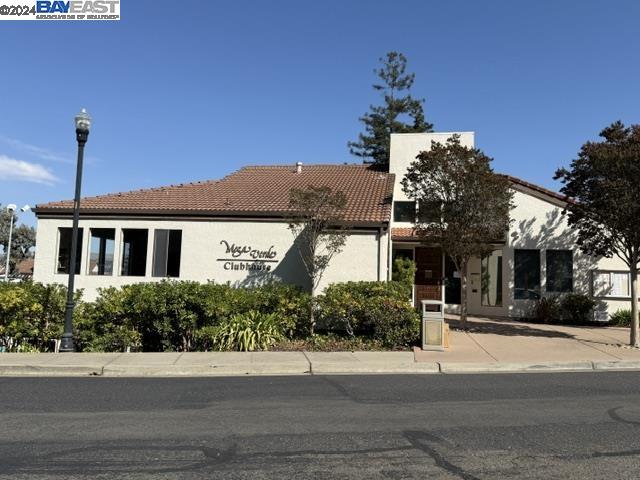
[349,52,433,169]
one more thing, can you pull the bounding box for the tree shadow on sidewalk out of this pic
[446,317,574,339]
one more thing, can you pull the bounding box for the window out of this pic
[593,271,634,298]
[152,229,182,277]
[57,227,83,274]
[514,249,540,300]
[546,250,573,293]
[121,229,148,276]
[89,229,115,275]
[393,201,416,222]
[417,200,441,223]
[482,250,503,306]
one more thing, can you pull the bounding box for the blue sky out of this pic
[1,0,638,227]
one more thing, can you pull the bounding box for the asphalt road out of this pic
[1,373,640,479]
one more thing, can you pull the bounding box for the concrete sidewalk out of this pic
[0,351,439,377]
[414,315,640,373]
[1,317,639,376]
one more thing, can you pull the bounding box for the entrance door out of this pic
[414,247,442,307]
[444,255,461,305]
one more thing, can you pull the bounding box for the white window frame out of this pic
[592,270,637,299]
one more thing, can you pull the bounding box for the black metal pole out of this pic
[59,127,88,353]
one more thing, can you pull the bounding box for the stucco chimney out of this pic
[296,162,303,174]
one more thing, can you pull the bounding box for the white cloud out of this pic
[0,135,71,163]
[0,155,58,185]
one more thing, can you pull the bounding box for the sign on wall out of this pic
[217,240,279,272]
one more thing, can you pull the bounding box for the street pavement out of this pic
[1,373,640,479]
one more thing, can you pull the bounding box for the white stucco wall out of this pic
[389,132,475,208]
[33,217,387,300]
[388,131,634,320]
[465,189,633,319]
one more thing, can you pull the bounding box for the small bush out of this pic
[197,310,285,351]
[75,287,141,352]
[531,296,561,323]
[559,294,596,324]
[392,257,416,299]
[609,309,632,327]
[0,282,72,352]
[317,281,419,348]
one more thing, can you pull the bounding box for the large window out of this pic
[393,201,416,222]
[514,249,540,300]
[89,229,115,276]
[482,250,503,306]
[57,227,83,274]
[546,250,573,293]
[152,229,182,277]
[593,271,634,298]
[417,200,441,223]
[121,229,148,276]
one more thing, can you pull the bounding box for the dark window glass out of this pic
[57,228,83,274]
[89,229,115,276]
[546,250,573,293]
[514,249,540,300]
[393,201,416,222]
[153,229,182,277]
[392,249,414,262]
[417,200,441,223]
[121,229,148,276]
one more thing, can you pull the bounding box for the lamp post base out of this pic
[59,334,75,353]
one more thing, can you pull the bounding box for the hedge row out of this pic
[0,280,419,352]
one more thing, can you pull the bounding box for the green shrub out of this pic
[531,296,561,323]
[200,282,308,336]
[197,310,285,351]
[609,309,632,327]
[391,257,416,298]
[317,281,419,348]
[559,294,596,324]
[76,281,308,352]
[75,287,141,352]
[0,282,71,352]
[531,294,597,325]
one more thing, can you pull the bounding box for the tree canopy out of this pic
[349,51,433,170]
[288,185,348,334]
[555,121,640,346]
[0,206,36,274]
[402,135,513,325]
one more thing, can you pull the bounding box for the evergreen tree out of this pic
[349,52,433,169]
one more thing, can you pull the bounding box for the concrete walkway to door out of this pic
[414,314,640,372]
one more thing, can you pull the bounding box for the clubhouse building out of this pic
[33,132,633,319]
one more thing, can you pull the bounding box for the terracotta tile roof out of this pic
[391,228,422,241]
[35,164,395,225]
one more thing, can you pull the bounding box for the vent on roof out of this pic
[295,162,302,174]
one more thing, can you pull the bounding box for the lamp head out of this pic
[20,205,31,213]
[75,108,91,132]
[6,204,16,212]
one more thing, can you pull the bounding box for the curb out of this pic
[1,360,640,377]
[0,365,103,376]
[102,364,311,377]
[438,361,595,374]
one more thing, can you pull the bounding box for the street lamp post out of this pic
[4,204,16,281]
[59,108,91,353]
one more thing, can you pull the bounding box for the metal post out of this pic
[59,126,89,353]
[4,212,13,281]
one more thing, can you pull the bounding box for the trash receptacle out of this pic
[421,299,445,351]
